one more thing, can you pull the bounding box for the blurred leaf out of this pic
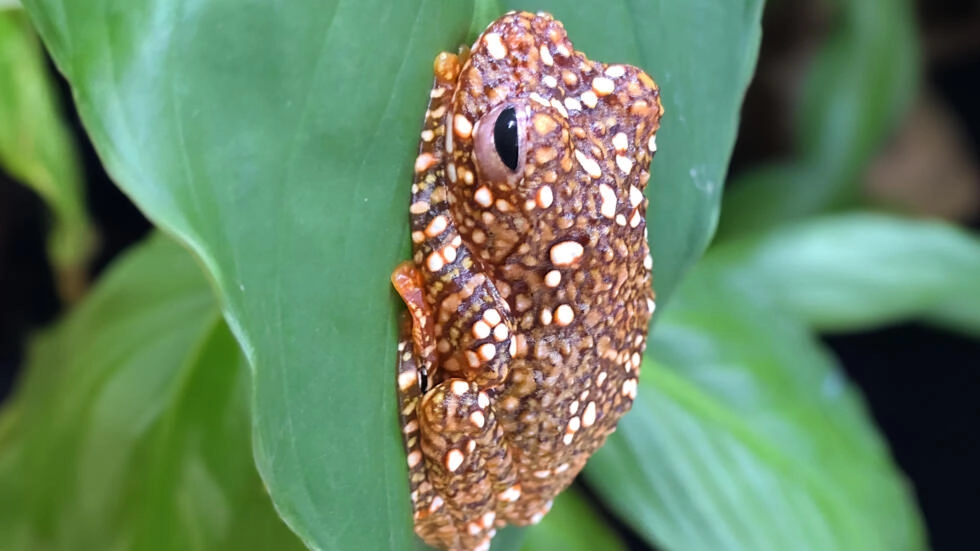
[521,488,627,551]
[22,0,764,547]
[718,0,920,238]
[585,261,925,551]
[0,234,304,550]
[512,0,765,301]
[705,213,980,335]
[0,8,94,301]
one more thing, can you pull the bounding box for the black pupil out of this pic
[493,106,520,171]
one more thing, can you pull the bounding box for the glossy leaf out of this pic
[0,7,93,301]
[585,260,925,551]
[718,0,920,239]
[21,0,762,547]
[0,234,304,550]
[703,213,980,335]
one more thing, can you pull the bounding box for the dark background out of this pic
[1,1,978,549]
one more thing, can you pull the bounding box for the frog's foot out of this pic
[416,378,519,550]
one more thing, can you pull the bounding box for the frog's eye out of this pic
[493,107,520,170]
[474,103,526,182]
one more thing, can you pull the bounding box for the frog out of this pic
[391,11,662,551]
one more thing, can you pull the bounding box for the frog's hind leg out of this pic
[414,377,520,551]
[396,318,461,549]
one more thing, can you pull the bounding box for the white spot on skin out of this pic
[410,201,430,215]
[592,76,616,96]
[550,241,584,267]
[446,449,465,472]
[470,410,486,428]
[562,433,574,445]
[508,338,517,357]
[482,511,496,528]
[420,129,434,142]
[451,380,470,396]
[407,450,422,468]
[555,43,570,57]
[539,45,554,66]
[543,75,558,88]
[398,370,417,391]
[644,254,653,270]
[426,251,444,272]
[555,304,575,326]
[414,153,436,173]
[540,308,553,326]
[447,162,457,183]
[605,64,626,78]
[484,32,507,59]
[599,184,617,218]
[583,401,597,427]
[574,150,602,178]
[630,209,642,228]
[612,132,629,153]
[468,522,482,536]
[403,419,418,434]
[478,392,490,409]
[478,342,496,362]
[429,495,444,512]
[629,185,644,207]
[424,215,447,238]
[568,416,581,432]
[474,186,493,207]
[616,155,634,175]
[441,245,457,263]
[472,320,491,340]
[597,371,608,386]
[544,270,561,287]
[581,90,598,108]
[648,134,658,152]
[499,485,522,502]
[647,298,657,314]
[564,97,582,112]
[411,231,424,244]
[533,469,551,478]
[536,186,554,208]
[555,463,570,474]
[483,309,502,326]
[529,92,551,108]
[569,400,579,415]
[615,214,627,226]
[550,98,569,118]
[493,323,509,342]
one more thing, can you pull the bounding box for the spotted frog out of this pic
[391,11,662,551]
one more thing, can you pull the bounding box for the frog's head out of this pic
[447,11,662,275]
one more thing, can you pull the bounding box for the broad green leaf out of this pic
[704,213,980,335]
[718,0,920,239]
[0,234,303,550]
[585,262,925,550]
[508,0,765,301]
[521,487,627,551]
[0,8,93,302]
[22,0,761,547]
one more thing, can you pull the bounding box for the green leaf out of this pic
[0,7,93,302]
[507,0,764,301]
[718,0,920,239]
[521,487,627,551]
[0,234,304,550]
[704,213,980,335]
[584,262,925,551]
[21,0,762,547]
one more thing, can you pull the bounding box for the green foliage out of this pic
[0,235,303,550]
[0,0,966,549]
[0,7,93,301]
[718,0,920,238]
